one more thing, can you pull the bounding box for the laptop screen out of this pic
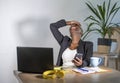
[17,47,54,74]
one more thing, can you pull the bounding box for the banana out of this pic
[56,70,65,78]
[43,70,56,79]
[42,69,65,79]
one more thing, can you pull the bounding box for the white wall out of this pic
[0,0,120,83]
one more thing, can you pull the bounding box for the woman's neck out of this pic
[69,42,79,50]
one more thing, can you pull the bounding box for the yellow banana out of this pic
[56,70,65,78]
[43,70,56,79]
[42,69,65,79]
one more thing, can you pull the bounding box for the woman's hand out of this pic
[72,57,83,66]
[66,20,81,27]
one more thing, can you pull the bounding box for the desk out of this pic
[14,67,120,83]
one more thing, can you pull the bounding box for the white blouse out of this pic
[62,48,77,67]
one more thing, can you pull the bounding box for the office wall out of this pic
[0,0,120,83]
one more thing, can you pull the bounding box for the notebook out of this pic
[17,47,54,74]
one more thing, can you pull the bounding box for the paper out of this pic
[72,67,108,74]
[72,67,95,74]
[88,67,108,72]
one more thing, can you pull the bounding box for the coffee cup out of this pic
[90,57,102,67]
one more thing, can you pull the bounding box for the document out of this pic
[72,67,107,74]
[72,67,96,74]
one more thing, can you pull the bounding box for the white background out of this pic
[0,0,120,83]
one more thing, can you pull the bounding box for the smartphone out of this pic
[74,53,83,60]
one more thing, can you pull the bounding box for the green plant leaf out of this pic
[85,1,101,20]
[109,2,117,15]
[108,7,120,26]
[103,1,106,20]
[106,0,111,18]
[84,15,100,25]
[83,0,120,39]
[97,5,105,20]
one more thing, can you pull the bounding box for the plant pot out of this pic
[97,38,112,54]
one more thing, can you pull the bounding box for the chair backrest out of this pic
[110,27,120,53]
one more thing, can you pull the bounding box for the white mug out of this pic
[90,57,102,67]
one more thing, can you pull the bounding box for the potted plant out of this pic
[82,0,120,53]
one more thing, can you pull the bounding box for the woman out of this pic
[50,19,93,68]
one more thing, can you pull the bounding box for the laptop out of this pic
[17,47,54,74]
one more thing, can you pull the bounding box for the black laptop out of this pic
[17,47,54,74]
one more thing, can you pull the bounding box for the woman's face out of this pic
[69,25,82,39]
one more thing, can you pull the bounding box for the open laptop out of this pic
[17,47,54,74]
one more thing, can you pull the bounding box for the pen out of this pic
[78,68,89,72]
